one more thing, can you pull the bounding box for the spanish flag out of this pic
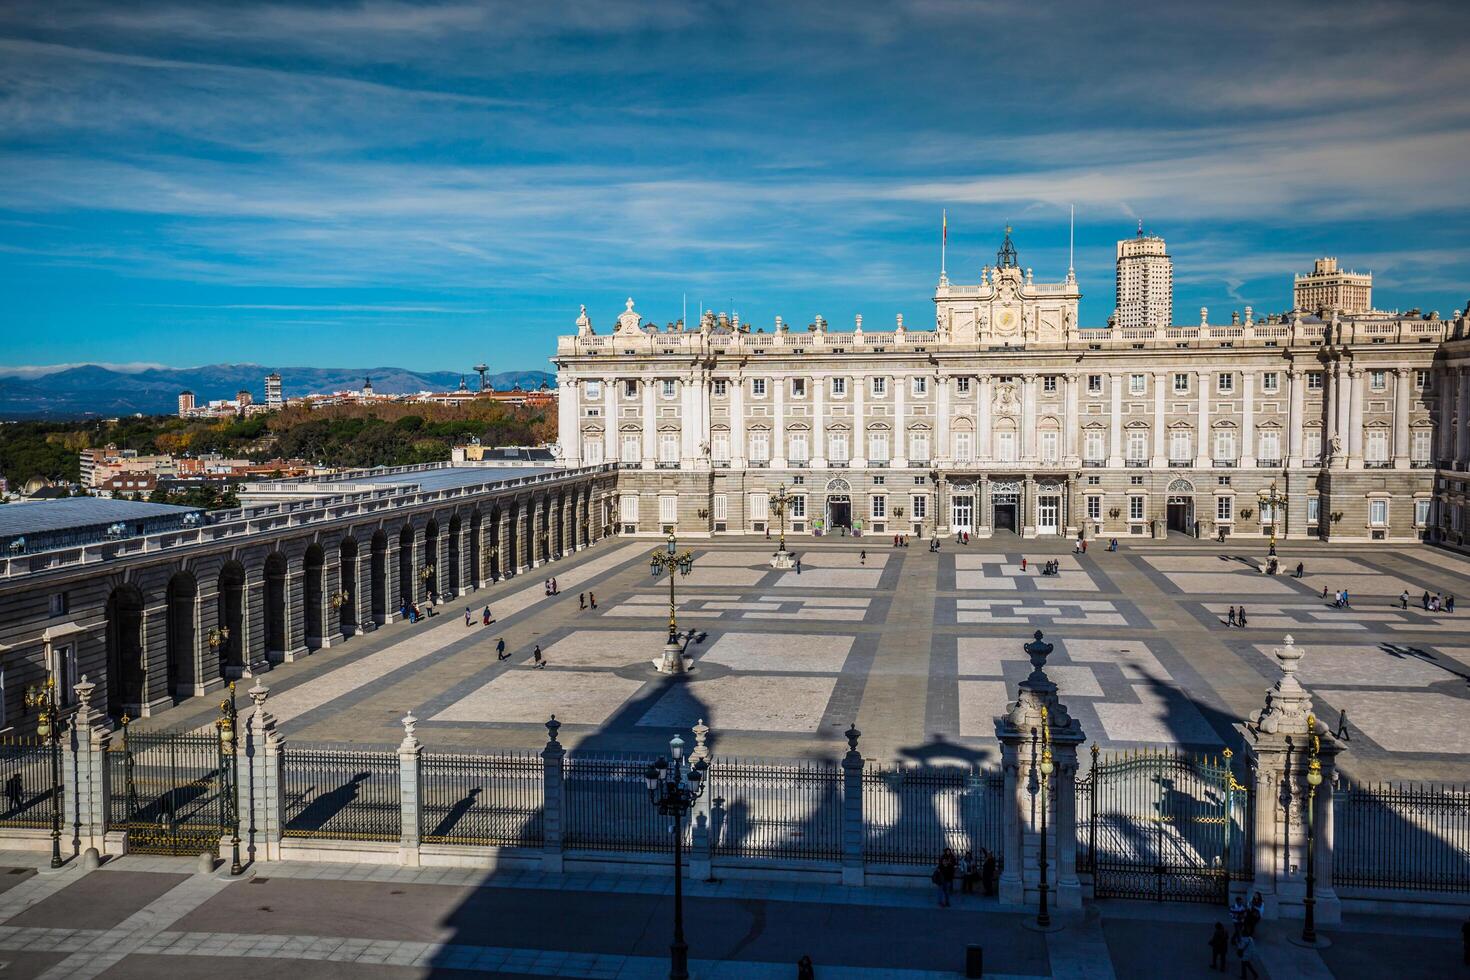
[942,209,947,245]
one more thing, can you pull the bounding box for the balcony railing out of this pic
[1082,460,1105,468]
[1213,459,1238,468]
[1411,460,1433,469]
[870,461,889,468]
[1256,459,1282,468]
[1364,461,1392,470]
[1168,459,1194,468]
[829,460,849,468]
[655,461,680,470]
[1125,459,1148,467]
[749,460,770,468]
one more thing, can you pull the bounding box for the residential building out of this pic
[1114,225,1173,330]
[1294,257,1373,315]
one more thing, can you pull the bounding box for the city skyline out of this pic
[3,0,1468,372]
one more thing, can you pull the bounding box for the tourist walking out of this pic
[1234,934,1259,979]
[1295,561,1304,579]
[482,604,494,625]
[1228,895,1247,938]
[795,555,802,574]
[1336,709,1351,741]
[931,859,950,907]
[464,607,472,627]
[1244,892,1263,937]
[1423,590,1432,610]
[579,592,586,610]
[1238,606,1248,628]
[496,637,507,660]
[860,549,866,565]
[940,847,957,898]
[589,592,597,609]
[982,849,997,896]
[1209,923,1230,972]
[1449,594,1457,613]
[532,644,545,668]
[1401,590,1410,609]
[1227,606,1237,627]
[961,850,979,895]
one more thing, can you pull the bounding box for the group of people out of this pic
[1038,559,1062,576]
[399,601,433,623]
[544,577,559,596]
[1224,606,1249,628]
[1326,587,1352,608]
[1402,589,1456,612]
[1208,892,1266,975]
[891,535,910,547]
[954,531,972,545]
[930,847,999,907]
[467,605,497,626]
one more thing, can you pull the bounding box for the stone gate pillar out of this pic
[996,630,1086,910]
[66,675,112,856]
[1242,634,1342,924]
[245,683,285,862]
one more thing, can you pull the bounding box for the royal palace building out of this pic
[555,230,1470,545]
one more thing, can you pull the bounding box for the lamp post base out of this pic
[769,549,796,570]
[653,640,692,674]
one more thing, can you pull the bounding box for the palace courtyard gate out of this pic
[109,725,227,857]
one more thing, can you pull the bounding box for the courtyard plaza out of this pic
[127,533,1470,786]
[0,847,1461,980]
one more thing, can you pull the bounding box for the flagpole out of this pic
[941,209,947,279]
[1068,204,1075,278]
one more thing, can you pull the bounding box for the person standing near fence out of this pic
[982,849,997,896]
[931,858,950,907]
[1209,923,1229,972]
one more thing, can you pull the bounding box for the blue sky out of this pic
[2,0,1468,375]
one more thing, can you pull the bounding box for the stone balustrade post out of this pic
[841,724,865,886]
[398,712,422,867]
[65,674,111,855]
[246,683,285,862]
[541,716,565,872]
[688,719,713,880]
[1241,635,1343,925]
[994,630,1086,910]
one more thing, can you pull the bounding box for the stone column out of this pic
[1107,374,1123,467]
[1439,369,1457,464]
[603,376,617,464]
[812,372,827,467]
[1393,368,1412,468]
[1022,376,1037,461]
[978,375,993,460]
[397,712,422,867]
[772,372,787,468]
[283,567,308,662]
[558,378,580,466]
[1324,363,1340,461]
[1152,372,1167,466]
[641,378,656,468]
[852,372,867,467]
[1195,371,1211,468]
[541,716,566,873]
[319,557,340,647]
[1241,635,1342,925]
[995,631,1086,910]
[1334,364,1352,469]
[516,501,530,572]
[893,375,908,468]
[1287,369,1305,466]
[457,519,473,589]
[66,675,112,856]
[1241,371,1256,468]
[841,724,865,887]
[936,376,951,466]
[246,683,285,861]
[731,375,747,468]
[1063,374,1080,465]
[1347,368,1365,468]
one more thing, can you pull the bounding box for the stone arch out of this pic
[106,583,147,718]
[370,530,388,624]
[469,510,482,589]
[424,519,441,599]
[264,551,289,659]
[303,543,325,650]
[448,514,463,595]
[166,571,197,699]
[338,536,359,635]
[398,524,416,608]
[216,561,246,676]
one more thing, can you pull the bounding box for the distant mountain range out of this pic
[0,364,556,419]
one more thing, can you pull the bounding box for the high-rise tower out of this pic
[1114,224,1173,330]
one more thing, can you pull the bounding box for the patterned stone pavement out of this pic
[133,535,1470,783]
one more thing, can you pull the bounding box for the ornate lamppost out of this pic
[22,675,64,868]
[768,483,796,568]
[1034,704,1054,928]
[1258,481,1287,559]
[1301,714,1323,945]
[643,734,707,980]
[329,588,350,610]
[650,533,695,673]
[214,682,243,875]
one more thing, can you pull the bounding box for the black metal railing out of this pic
[421,752,543,847]
[0,735,58,828]
[108,728,224,856]
[862,765,1003,864]
[282,745,400,842]
[564,754,670,852]
[1333,781,1470,893]
[707,759,843,860]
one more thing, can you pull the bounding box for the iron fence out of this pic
[563,754,670,852]
[708,759,843,860]
[1333,781,1470,893]
[108,728,224,856]
[862,765,1003,865]
[0,735,58,829]
[282,745,400,842]
[421,752,544,847]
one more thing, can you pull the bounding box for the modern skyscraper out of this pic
[1294,257,1372,315]
[1114,224,1173,330]
[264,372,283,409]
[177,390,195,417]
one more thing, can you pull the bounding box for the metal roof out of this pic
[344,466,558,492]
[0,498,202,536]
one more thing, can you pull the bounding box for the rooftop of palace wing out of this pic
[0,497,204,552]
[343,464,559,492]
[234,454,568,505]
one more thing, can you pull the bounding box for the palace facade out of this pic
[555,231,1470,545]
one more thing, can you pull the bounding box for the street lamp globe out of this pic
[669,734,685,760]
[666,534,677,556]
[1040,750,1055,777]
[1307,759,1323,787]
[644,762,661,794]
[36,711,50,740]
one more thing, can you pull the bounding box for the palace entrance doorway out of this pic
[993,494,1019,534]
[1166,480,1196,536]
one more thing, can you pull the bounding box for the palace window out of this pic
[711,432,730,462]
[585,380,601,399]
[1086,496,1102,521]
[911,495,928,520]
[752,378,767,397]
[1412,428,1432,463]
[713,379,727,397]
[1217,373,1234,394]
[1262,372,1280,393]
[1216,496,1233,522]
[1414,369,1430,390]
[955,377,971,395]
[1258,431,1280,461]
[869,433,890,462]
[830,433,850,462]
[871,495,887,519]
[1084,431,1104,462]
[712,494,727,522]
[658,432,679,463]
[1170,430,1192,461]
[909,432,930,461]
[748,492,768,521]
[791,496,807,520]
[749,431,770,462]
[1306,496,1320,524]
[1087,375,1102,394]
[1369,499,1388,527]
[1040,430,1059,463]
[1307,372,1323,391]
[1370,370,1386,392]
[1365,429,1389,464]
[788,433,809,464]
[624,379,638,398]
[620,434,641,463]
[1043,376,1057,393]
[582,438,603,464]
[1214,430,1236,461]
[659,495,678,524]
[831,377,846,396]
[620,494,639,523]
[792,378,806,397]
[1127,431,1147,461]
[1173,373,1190,393]
[1129,374,1146,395]
[953,432,973,460]
[872,376,887,396]
[996,430,1017,462]
[661,380,676,398]
[1128,495,1145,521]
[1415,499,1431,526]
[912,377,928,396]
